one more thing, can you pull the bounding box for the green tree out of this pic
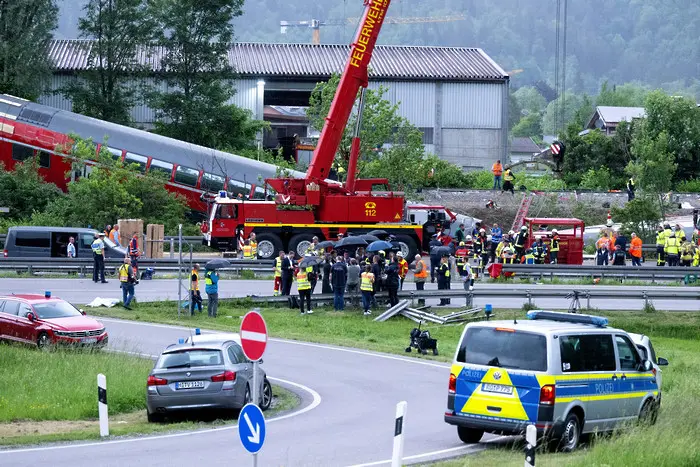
[148,0,262,149]
[0,160,62,220]
[513,86,547,116]
[596,81,648,107]
[542,93,584,135]
[511,114,542,137]
[60,0,152,124]
[611,197,661,243]
[0,0,58,99]
[627,127,677,218]
[42,137,187,230]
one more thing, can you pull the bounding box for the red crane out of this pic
[265,0,405,224]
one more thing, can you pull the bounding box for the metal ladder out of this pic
[511,193,534,231]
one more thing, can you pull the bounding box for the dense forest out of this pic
[56,0,700,97]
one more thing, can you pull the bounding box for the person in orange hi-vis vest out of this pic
[629,232,643,267]
[491,160,503,190]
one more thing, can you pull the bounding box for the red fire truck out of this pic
[202,0,457,259]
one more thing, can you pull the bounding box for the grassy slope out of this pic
[89,303,700,467]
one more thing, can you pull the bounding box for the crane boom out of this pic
[305,0,391,181]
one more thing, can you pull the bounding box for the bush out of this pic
[611,197,661,243]
[580,167,615,190]
[462,170,493,189]
[0,160,63,220]
[676,179,700,192]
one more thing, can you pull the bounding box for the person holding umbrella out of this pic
[428,234,442,283]
[321,254,333,294]
[384,256,400,307]
[204,265,219,318]
[295,263,313,315]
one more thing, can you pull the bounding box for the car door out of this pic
[14,303,38,344]
[0,301,8,338]
[0,300,21,342]
[227,343,252,402]
[614,334,645,418]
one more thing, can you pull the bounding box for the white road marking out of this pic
[0,376,321,455]
[240,330,267,343]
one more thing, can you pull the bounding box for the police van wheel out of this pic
[256,233,283,259]
[457,427,483,444]
[639,399,658,426]
[558,413,581,452]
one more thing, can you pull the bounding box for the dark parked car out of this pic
[3,226,127,258]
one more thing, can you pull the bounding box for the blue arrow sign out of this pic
[239,403,266,454]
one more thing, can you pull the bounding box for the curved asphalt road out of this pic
[0,317,490,466]
[3,277,698,311]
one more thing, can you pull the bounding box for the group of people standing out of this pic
[189,264,220,317]
[655,223,699,267]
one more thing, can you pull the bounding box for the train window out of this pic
[12,144,34,162]
[228,179,250,198]
[149,159,174,180]
[106,147,123,161]
[38,151,50,168]
[174,165,200,187]
[201,173,225,192]
[124,152,148,173]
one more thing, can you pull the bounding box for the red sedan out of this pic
[0,294,108,349]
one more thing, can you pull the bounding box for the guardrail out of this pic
[246,286,700,308]
[501,264,700,282]
[0,257,274,277]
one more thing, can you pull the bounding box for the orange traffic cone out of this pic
[606,211,613,227]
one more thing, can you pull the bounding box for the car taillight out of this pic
[3,249,7,257]
[448,373,456,394]
[211,370,236,382]
[540,384,555,405]
[147,375,168,386]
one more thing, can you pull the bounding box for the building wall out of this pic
[40,75,507,170]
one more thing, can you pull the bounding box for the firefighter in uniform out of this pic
[513,225,528,261]
[190,263,202,314]
[397,252,409,290]
[249,233,258,258]
[549,229,560,264]
[242,240,253,259]
[521,248,536,264]
[273,251,283,296]
[664,232,680,267]
[501,242,516,264]
[360,265,375,315]
[437,255,451,306]
[455,242,469,276]
[533,237,548,264]
[296,266,313,315]
[656,225,667,266]
[128,233,140,273]
[681,236,695,267]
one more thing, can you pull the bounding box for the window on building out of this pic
[38,151,50,168]
[174,165,200,187]
[124,152,148,173]
[12,144,34,162]
[149,159,174,180]
[418,127,434,145]
[201,173,225,192]
[559,334,616,372]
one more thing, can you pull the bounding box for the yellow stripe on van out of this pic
[556,391,653,403]
[460,368,529,421]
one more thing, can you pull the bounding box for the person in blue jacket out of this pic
[205,268,219,318]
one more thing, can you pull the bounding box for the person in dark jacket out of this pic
[612,244,626,266]
[280,251,294,296]
[371,255,382,307]
[321,255,333,294]
[384,256,400,307]
[437,255,451,306]
[428,234,442,283]
[330,258,348,310]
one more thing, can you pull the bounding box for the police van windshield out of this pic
[457,327,547,372]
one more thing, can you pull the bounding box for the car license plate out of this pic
[176,381,205,389]
[482,383,513,395]
[81,338,98,344]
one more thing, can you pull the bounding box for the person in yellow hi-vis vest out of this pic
[118,257,136,310]
[190,263,202,315]
[296,267,313,315]
[360,265,375,316]
[249,233,258,258]
[273,251,283,296]
[242,240,253,259]
[437,255,451,306]
[664,232,680,266]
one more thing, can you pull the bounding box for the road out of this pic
[0,317,490,466]
[4,277,698,311]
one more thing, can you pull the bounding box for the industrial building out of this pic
[43,40,509,170]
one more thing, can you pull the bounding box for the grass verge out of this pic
[89,303,700,466]
[0,344,298,446]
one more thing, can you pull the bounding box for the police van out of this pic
[445,311,660,451]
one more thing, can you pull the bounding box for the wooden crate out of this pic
[118,219,144,257]
[146,224,165,258]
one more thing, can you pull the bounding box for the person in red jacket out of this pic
[397,252,409,290]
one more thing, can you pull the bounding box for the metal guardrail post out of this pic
[643,291,649,307]
[27,265,33,276]
[585,290,591,310]
[526,290,532,307]
[170,238,175,259]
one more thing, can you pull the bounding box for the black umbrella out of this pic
[360,234,380,243]
[430,246,452,257]
[367,229,390,239]
[334,236,368,249]
[205,259,231,270]
[299,255,324,268]
[316,240,336,249]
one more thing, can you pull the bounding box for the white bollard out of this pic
[524,424,536,467]
[391,401,408,467]
[97,373,109,437]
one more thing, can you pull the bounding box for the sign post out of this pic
[240,310,268,466]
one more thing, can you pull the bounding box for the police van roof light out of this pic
[526,310,608,327]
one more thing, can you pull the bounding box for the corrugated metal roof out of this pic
[48,40,508,81]
[596,106,646,124]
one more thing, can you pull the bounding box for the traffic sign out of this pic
[550,142,561,154]
[240,311,268,361]
[238,403,266,454]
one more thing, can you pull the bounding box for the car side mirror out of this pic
[79,309,86,315]
[27,312,36,322]
[657,357,669,366]
[642,360,652,372]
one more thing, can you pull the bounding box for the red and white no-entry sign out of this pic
[240,311,268,361]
